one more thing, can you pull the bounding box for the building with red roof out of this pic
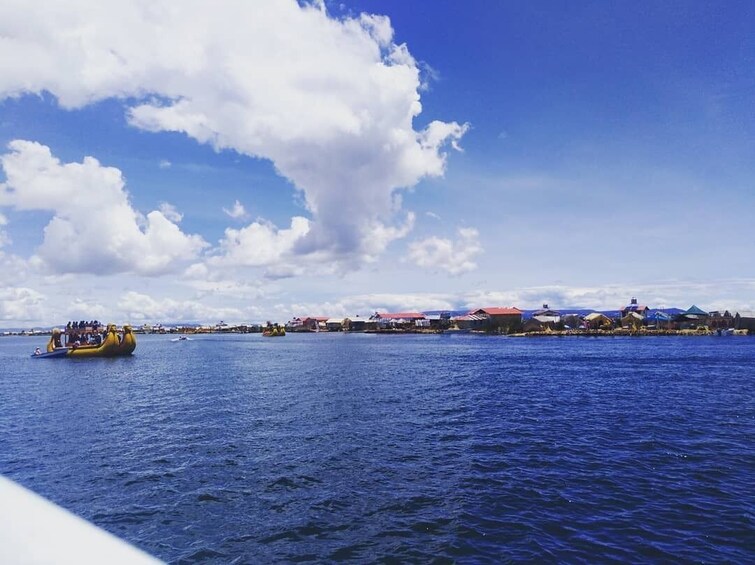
[473,307,523,316]
[469,307,523,333]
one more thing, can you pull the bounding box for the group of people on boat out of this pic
[66,320,100,330]
[64,320,105,348]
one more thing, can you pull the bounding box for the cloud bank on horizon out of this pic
[0,0,467,276]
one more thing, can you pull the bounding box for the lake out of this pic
[1,333,753,562]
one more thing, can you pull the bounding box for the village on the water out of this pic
[6,298,755,337]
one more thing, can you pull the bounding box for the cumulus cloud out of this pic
[64,297,109,324]
[0,212,9,248]
[362,212,415,261]
[0,0,467,266]
[158,202,183,223]
[0,140,208,275]
[463,280,755,313]
[222,200,247,220]
[209,216,311,275]
[117,290,244,323]
[0,251,33,288]
[349,292,457,313]
[288,292,459,319]
[0,286,46,324]
[407,227,482,275]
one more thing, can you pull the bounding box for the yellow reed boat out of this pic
[262,325,286,337]
[33,324,136,358]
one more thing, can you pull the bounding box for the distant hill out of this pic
[520,307,688,319]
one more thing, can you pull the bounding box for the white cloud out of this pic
[463,280,755,312]
[158,159,171,169]
[0,250,34,287]
[63,297,109,324]
[117,290,244,323]
[222,200,247,220]
[407,227,482,275]
[362,212,415,261]
[204,208,414,278]
[0,0,467,266]
[183,262,209,280]
[0,140,208,275]
[209,216,311,274]
[287,292,458,319]
[184,279,266,301]
[0,286,46,325]
[158,202,183,223]
[0,212,9,248]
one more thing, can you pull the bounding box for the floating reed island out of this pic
[508,328,749,338]
[8,298,752,338]
[279,299,753,336]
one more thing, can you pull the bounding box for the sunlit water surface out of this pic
[1,333,753,562]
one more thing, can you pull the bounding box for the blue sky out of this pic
[1,0,754,326]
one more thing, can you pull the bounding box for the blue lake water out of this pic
[1,333,753,562]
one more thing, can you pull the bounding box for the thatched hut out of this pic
[584,312,613,330]
[621,311,644,330]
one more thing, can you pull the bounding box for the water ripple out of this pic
[1,334,754,562]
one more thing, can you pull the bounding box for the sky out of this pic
[1,0,754,327]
